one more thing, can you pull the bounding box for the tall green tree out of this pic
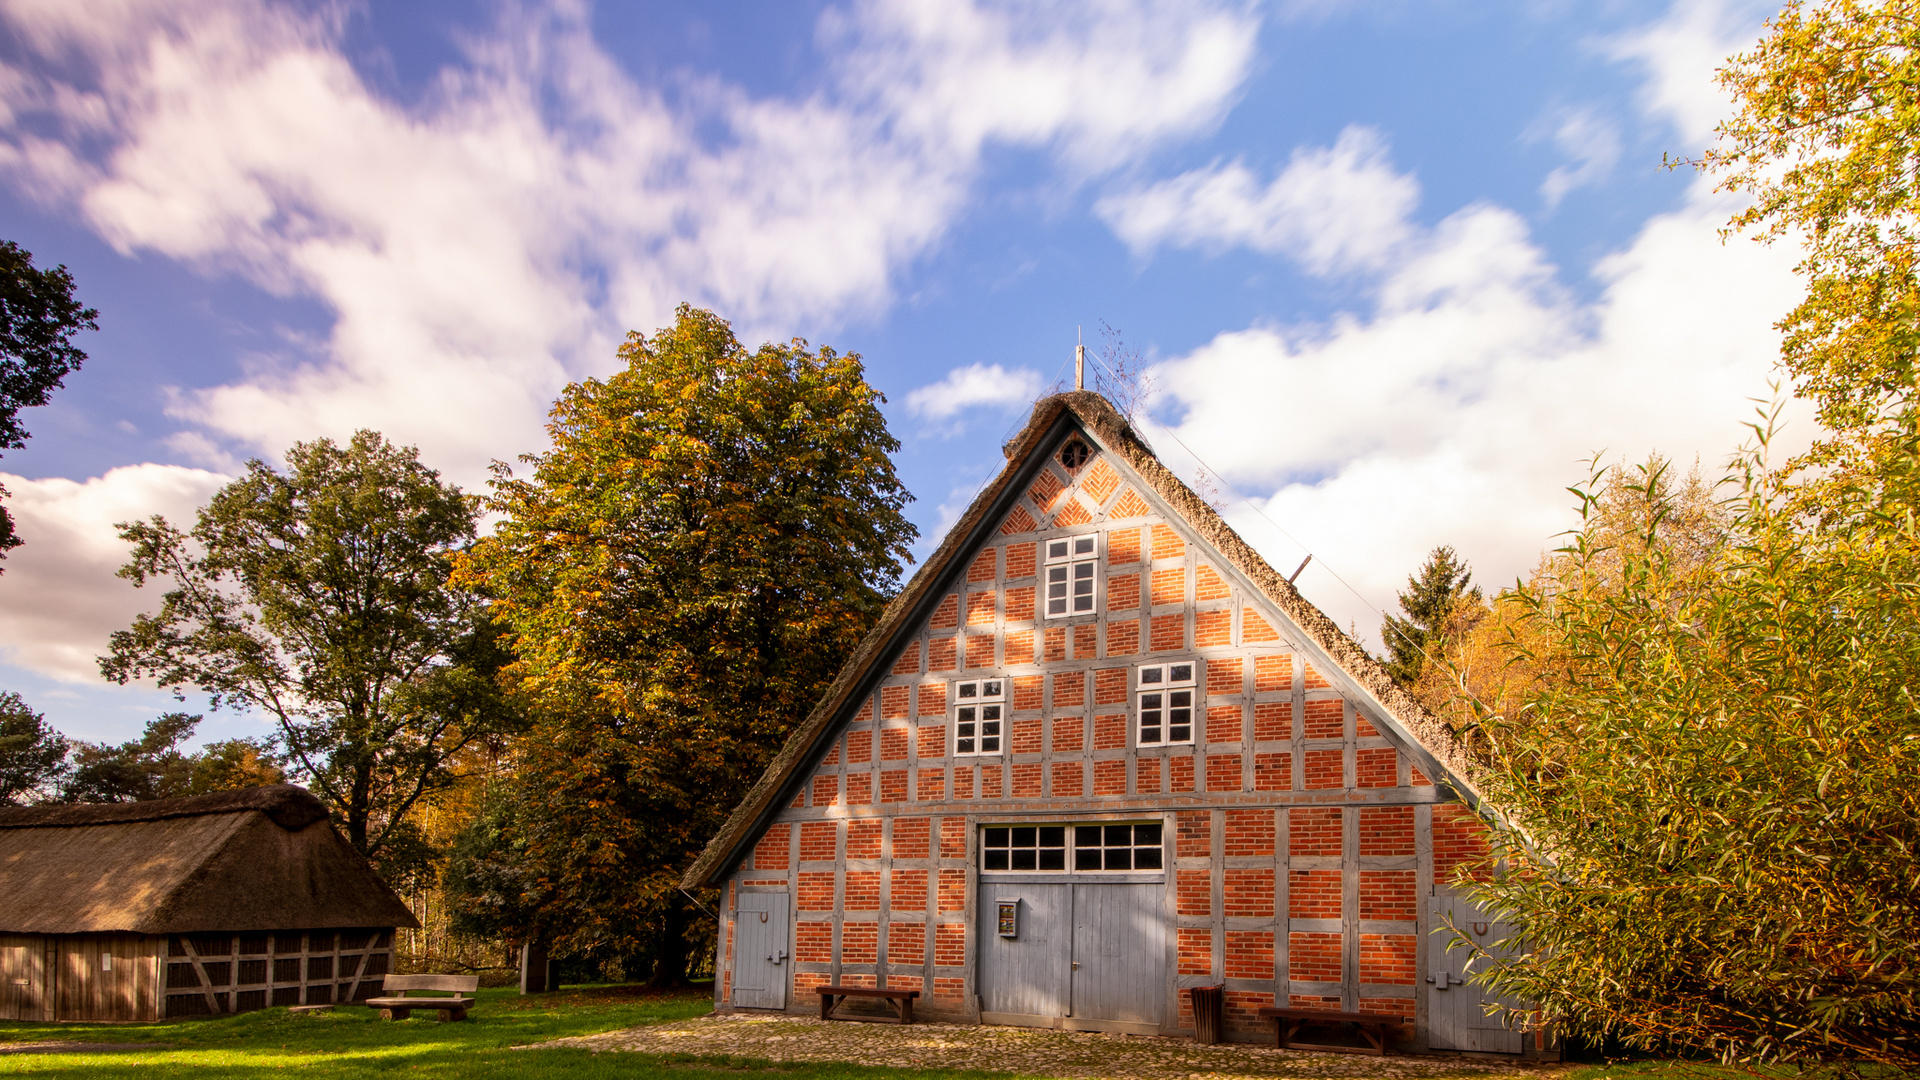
[0,240,98,564]
[1380,545,1479,686]
[453,304,915,985]
[99,431,521,858]
[0,691,66,804]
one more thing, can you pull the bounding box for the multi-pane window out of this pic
[1137,662,1195,745]
[954,679,1004,755]
[980,822,1164,872]
[1044,534,1098,618]
[982,825,1066,870]
[1073,823,1164,870]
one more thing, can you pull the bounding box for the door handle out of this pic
[767,949,786,965]
[1427,972,1453,990]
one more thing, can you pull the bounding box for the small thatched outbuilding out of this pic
[0,784,418,1021]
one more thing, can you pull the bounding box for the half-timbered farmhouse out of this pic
[685,391,1540,1054]
[0,784,417,1021]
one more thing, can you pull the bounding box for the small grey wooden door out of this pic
[978,883,1070,1018]
[1070,884,1163,1025]
[1428,897,1525,1053]
[733,893,789,1010]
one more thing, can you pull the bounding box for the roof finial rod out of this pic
[1075,326,1085,392]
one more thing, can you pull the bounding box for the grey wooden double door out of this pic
[1427,896,1528,1053]
[978,881,1164,1029]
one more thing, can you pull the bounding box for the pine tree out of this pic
[1380,545,1479,686]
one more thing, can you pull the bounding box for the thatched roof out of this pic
[682,391,1486,890]
[0,785,419,935]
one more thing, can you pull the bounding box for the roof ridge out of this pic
[0,784,331,832]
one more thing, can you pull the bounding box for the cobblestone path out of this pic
[540,1012,1565,1080]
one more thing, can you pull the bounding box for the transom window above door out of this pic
[980,821,1165,872]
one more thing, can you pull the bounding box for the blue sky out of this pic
[0,0,1800,746]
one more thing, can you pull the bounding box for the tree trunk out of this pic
[646,897,690,988]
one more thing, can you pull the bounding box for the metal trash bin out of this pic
[1190,984,1225,1044]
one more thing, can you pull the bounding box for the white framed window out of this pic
[1043,534,1099,618]
[980,821,1164,873]
[1136,662,1196,745]
[955,679,1005,755]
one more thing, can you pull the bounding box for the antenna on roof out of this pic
[1075,327,1085,391]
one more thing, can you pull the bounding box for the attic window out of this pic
[1137,662,1195,745]
[1059,439,1091,470]
[955,679,1004,755]
[1044,534,1098,617]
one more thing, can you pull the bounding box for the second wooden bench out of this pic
[1256,1006,1390,1056]
[817,985,919,1024]
[363,974,480,1022]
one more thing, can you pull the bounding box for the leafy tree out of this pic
[1456,435,1920,1070]
[99,431,522,856]
[1380,545,1480,686]
[0,691,67,804]
[0,240,98,564]
[1711,0,1920,452]
[64,712,282,803]
[453,304,915,985]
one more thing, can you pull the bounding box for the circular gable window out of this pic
[1058,439,1091,470]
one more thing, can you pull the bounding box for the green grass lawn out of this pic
[0,985,1010,1080]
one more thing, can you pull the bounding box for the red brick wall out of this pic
[1359,934,1416,985]
[1304,749,1343,789]
[1289,932,1342,982]
[794,921,831,963]
[891,866,929,908]
[1360,870,1417,920]
[841,922,877,964]
[800,821,837,862]
[1355,747,1397,787]
[887,922,926,962]
[1224,868,1275,918]
[1359,806,1414,856]
[1290,807,1342,856]
[1176,811,1211,857]
[934,924,965,966]
[1205,753,1241,792]
[1304,700,1342,738]
[1434,804,1493,882]
[846,820,881,859]
[1206,705,1242,743]
[892,818,930,859]
[844,872,880,911]
[797,872,834,911]
[1177,927,1212,975]
[1224,930,1274,979]
[752,824,790,871]
[1253,752,1291,791]
[1288,869,1341,918]
[1224,808,1274,856]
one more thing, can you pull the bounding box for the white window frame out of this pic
[1042,533,1099,619]
[979,820,1166,874]
[954,678,1005,756]
[1136,662,1196,746]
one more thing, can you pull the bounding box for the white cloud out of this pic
[0,0,1261,490]
[905,362,1044,423]
[0,464,230,682]
[1606,0,1777,147]
[1536,107,1622,209]
[1095,125,1419,275]
[1140,153,1804,648]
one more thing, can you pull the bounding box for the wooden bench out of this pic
[362,975,480,1022]
[816,985,918,1024]
[1256,1007,1390,1056]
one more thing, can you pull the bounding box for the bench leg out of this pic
[1358,1022,1384,1055]
[900,997,913,1024]
[381,1007,411,1021]
[439,1007,466,1022]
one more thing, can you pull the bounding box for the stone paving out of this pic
[540,1012,1566,1080]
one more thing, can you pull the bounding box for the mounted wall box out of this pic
[996,900,1019,939]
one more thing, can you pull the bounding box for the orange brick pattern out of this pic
[1289,932,1343,982]
[1434,804,1494,882]
[1359,934,1417,985]
[800,821,837,862]
[1359,806,1415,856]
[1224,809,1275,857]
[1289,869,1342,919]
[847,820,881,859]
[841,922,877,964]
[753,824,790,871]
[935,924,965,967]
[1360,870,1417,920]
[890,869,927,911]
[1356,747,1397,787]
[1177,927,1213,976]
[1291,808,1343,856]
[1224,930,1274,979]
[1224,868,1275,918]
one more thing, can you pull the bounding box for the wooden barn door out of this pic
[1427,897,1525,1053]
[0,936,48,1021]
[732,893,789,1010]
[979,882,1163,1032]
[57,936,160,1022]
[1068,883,1163,1028]
[978,883,1070,1022]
